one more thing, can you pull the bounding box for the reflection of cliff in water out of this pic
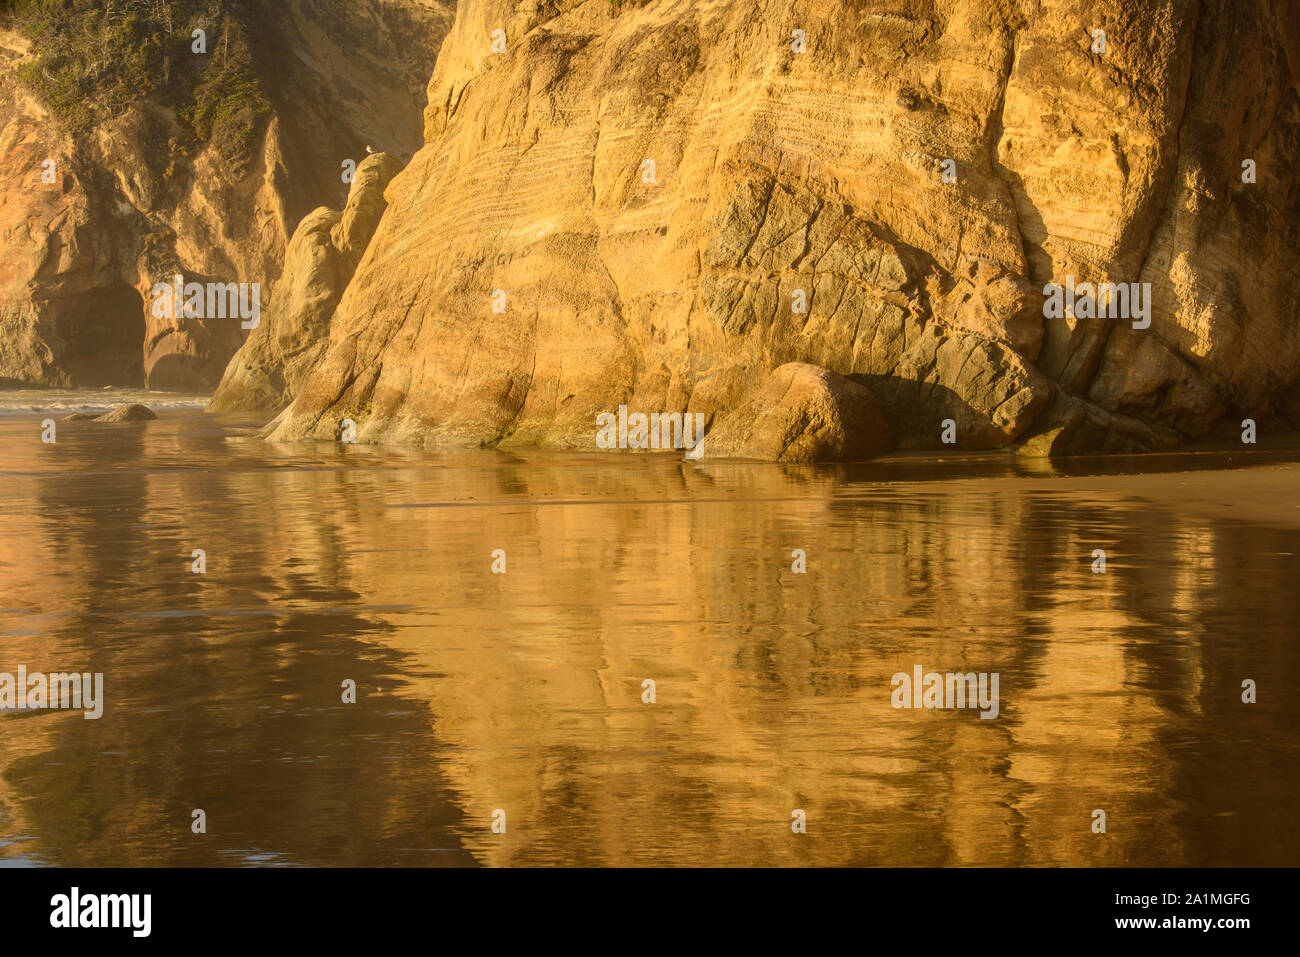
[0,419,472,866]
[0,414,1296,865]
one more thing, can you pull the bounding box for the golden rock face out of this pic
[208,152,406,414]
[4,1,1295,458]
[252,0,1300,459]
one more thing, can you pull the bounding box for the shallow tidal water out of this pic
[0,404,1297,867]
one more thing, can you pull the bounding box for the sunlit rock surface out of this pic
[263,0,1300,459]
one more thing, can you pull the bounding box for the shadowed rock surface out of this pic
[255,0,1299,460]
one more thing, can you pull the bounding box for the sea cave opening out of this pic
[60,281,146,388]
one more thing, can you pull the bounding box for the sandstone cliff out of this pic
[0,0,452,390]
[208,151,404,411]
[253,0,1300,459]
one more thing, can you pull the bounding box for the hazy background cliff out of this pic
[0,0,453,390]
[237,0,1300,456]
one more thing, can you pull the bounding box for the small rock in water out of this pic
[94,403,157,422]
[63,412,98,421]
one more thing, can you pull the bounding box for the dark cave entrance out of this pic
[61,281,146,387]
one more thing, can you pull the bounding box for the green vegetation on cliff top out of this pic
[2,0,270,163]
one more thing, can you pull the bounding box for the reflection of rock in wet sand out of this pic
[1,416,1296,865]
